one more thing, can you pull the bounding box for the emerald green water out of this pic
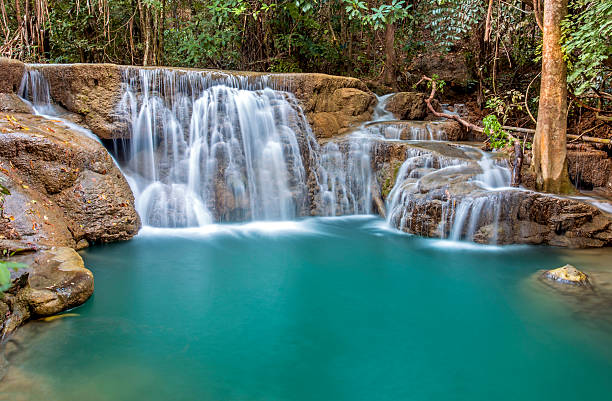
[2,217,612,401]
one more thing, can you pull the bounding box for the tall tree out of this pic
[531,0,573,193]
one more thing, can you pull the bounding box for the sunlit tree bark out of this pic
[531,0,573,193]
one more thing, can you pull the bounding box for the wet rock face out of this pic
[37,64,125,140]
[0,247,94,338]
[0,58,25,93]
[384,92,428,120]
[274,75,376,139]
[9,63,376,141]
[382,142,612,248]
[0,113,140,247]
[543,264,591,286]
[567,144,612,193]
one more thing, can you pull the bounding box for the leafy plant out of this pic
[0,260,26,294]
[482,114,509,150]
[562,0,612,95]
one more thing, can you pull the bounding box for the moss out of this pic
[381,162,402,200]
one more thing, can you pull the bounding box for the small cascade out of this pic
[386,147,469,235]
[18,67,55,114]
[313,94,394,216]
[445,150,512,242]
[473,150,511,189]
[363,121,448,141]
[316,137,374,215]
[116,68,316,227]
[384,142,515,244]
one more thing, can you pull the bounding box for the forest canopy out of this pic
[0,1,610,142]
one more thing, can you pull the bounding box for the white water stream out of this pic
[18,65,521,243]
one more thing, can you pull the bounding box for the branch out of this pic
[417,75,610,146]
[416,75,517,143]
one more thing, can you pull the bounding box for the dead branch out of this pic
[417,75,610,146]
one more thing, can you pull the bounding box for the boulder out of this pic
[384,92,428,120]
[0,113,140,247]
[543,264,590,286]
[271,74,376,138]
[0,93,33,114]
[36,63,125,139]
[0,247,94,338]
[406,51,475,93]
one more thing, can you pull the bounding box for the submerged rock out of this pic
[0,247,94,338]
[543,264,591,286]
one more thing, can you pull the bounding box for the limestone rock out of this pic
[0,58,25,93]
[36,63,125,139]
[0,93,33,114]
[385,92,428,120]
[543,264,590,286]
[381,142,612,247]
[0,247,94,338]
[567,144,612,193]
[0,113,140,247]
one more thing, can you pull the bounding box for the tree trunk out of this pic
[383,22,397,89]
[531,0,573,193]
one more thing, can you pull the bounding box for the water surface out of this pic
[2,217,612,401]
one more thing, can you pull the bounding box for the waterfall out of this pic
[316,137,374,215]
[116,68,315,227]
[16,65,517,243]
[385,144,513,244]
[18,67,55,114]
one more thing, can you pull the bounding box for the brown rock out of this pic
[385,92,428,120]
[36,64,125,139]
[0,247,94,338]
[0,113,140,247]
[567,144,612,192]
[0,93,33,113]
[0,58,25,93]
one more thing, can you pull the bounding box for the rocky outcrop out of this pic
[383,141,612,247]
[384,92,428,120]
[543,264,591,286]
[268,73,376,138]
[405,51,475,94]
[0,58,25,93]
[0,247,93,338]
[567,144,612,193]
[1,61,377,140]
[0,111,140,248]
[37,63,125,140]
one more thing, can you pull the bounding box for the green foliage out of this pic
[0,260,27,294]
[484,89,525,125]
[562,0,612,95]
[482,114,509,150]
[426,0,484,51]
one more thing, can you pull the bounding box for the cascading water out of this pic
[18,66,104,143]
[384,142,514,244]
[18,67,55,114]
[16,64,517,243]
[116,69,315,227]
